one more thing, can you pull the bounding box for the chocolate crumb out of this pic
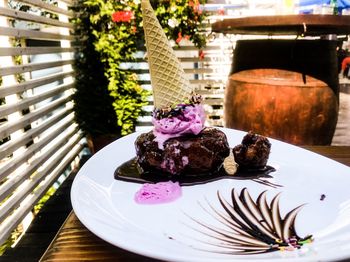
[320,194,326,201]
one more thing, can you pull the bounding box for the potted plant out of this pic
[72,0,208,152]
[72,0,121,152]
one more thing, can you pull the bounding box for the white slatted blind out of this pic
[0,0,84,245]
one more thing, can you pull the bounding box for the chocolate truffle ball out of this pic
[233,131,271,169]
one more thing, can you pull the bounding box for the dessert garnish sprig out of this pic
[153,93,203,120]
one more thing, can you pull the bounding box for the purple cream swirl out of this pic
[152,104,205,149]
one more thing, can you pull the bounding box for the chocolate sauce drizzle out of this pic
[185,188,313,254]
[114,158,281,187]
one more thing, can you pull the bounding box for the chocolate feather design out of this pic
[187,188,313,254]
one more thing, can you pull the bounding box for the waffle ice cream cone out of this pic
[141,0,193,109]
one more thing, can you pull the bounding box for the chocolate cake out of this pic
[135,127,230,176]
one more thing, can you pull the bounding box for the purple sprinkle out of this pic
[320,194,326,201]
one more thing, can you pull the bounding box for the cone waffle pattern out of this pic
[141,0,193,109]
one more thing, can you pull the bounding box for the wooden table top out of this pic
[211,14,350,36]
[40,146,350,262]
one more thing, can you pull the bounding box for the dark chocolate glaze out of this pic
[184,188,313,254]
[114,158,278,187]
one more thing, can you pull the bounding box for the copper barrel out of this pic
[225,69,339,145]
[224,39,340,145]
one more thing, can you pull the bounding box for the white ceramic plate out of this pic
[71,128,350,262]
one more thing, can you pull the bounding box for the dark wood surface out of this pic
[39,146,350,262]
[211,14,350,36]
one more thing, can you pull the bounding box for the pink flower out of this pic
[199,49,205,60]
[176,32,182,44]
[112,11,134,23]
[342,57,350,71]
[189,0,202,14]
[217,8,225,15]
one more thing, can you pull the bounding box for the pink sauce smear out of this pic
[134,181,182,204]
